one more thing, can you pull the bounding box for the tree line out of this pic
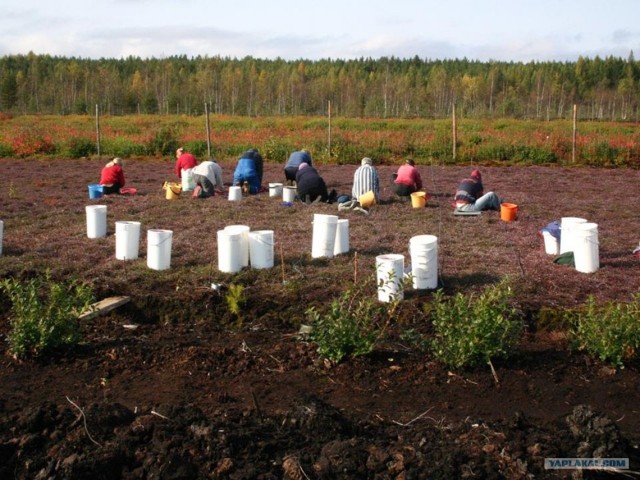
[0,51,638,121]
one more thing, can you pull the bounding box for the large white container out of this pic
[217,229,243,273]
[228,186,242,201]
[542,231,560,255]
[283,186,296,203]
[573,223,599,273]
[86,205,107,239]
[147,229,173,270]
[115,221,141,260]
[376,254,405,303]
[249,230,275,269]
[333,219,349,255]
[559,217,587,254]
[0,220,3,256]
[409,234,438,289]
[181,168,195,192]
[224,225,250,267]
[269,183,283,198]
[311,214,339,258]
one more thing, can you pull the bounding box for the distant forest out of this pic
[0,52,639,120]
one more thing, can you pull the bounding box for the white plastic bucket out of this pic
[269,183,283,198]
[333,219,349,255]
[409,234,438,290]
[86,205,107,239]
[228,186,242,201]
[181,168,195,192]
[224,225,250,267]
[311,214,339,258]
[376,254,405,303]
[0,220,3,256]
[283,186,296,203]
[559,217,587,254]
[115,221,141,260]
[217,229,243,273]
[147,229,173,270]
[249,230,275,269]
[573,223,599,273]
[542,231,559,255]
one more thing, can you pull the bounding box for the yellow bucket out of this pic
[164,182,182,200]
[359,191,376,208]
[411,191,427,208]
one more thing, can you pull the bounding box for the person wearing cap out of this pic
[295,162,335,203]
[352,157,380,202]
[391,159,423,199]
[454,169,502,212]
[284,149,312,185]
[191,159,225,198]
[174,147,198,179]
[99,157,126,194]
[232,148,264,194]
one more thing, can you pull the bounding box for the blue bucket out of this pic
[88,184,104,199]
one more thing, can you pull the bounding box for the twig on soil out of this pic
[250,388,263,421]
[65,396,103,448]
[488,359,500,385]
[392,407,434,427]
[150,410,169,420]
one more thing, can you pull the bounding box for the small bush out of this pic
[1,273,95,358]
[568,294,640,368]
[306,288,390,364]
[64,136,97,158]
[0,142,14,157]
[429,281,523,369]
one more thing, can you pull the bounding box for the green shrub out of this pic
[568,294,640,368]
[1,274,95,358]
[183,140,209,158]
[306,288,390,364]
[103,137,146,157]
[0,142,14,157]
[64,136,97,158]
[429,281,523,369]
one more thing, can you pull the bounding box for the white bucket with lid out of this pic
[217,229,243,273]
[283,186,296,203]
[228,186,242,201]
[224,225,250,267]
[376,254,405,302]
[409,234,438,290]
[311,214,338,258]
[115,221,141,260]
[559,217,587,254]
[542,231,559,255]
[249,230,275,269]
[333,219,349,255]
[147,229,173,270]
[573,223,599,273]
[86,205,107,239]
[269,183,283,198]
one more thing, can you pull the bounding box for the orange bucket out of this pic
[410,191,427,208]
[500,203,518,222]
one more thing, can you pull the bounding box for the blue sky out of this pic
[0,0,638,62]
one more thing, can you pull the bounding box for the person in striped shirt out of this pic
[352,157,380,202]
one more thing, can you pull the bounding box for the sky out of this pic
[0,0,638,63]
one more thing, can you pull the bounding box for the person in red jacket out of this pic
[99,157,126,194]
[174,147,198,178]
[391,159,423,199]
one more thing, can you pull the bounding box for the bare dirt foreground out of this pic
[1,157,640,479]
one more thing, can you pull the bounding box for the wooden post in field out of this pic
[205,102,212,159]
[572,104,577,163]
[328,100,332,161]
[452,103,457,161]
[95,104,101,158]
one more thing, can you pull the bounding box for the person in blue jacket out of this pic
[233,148,264,194]
[284,149,311,184]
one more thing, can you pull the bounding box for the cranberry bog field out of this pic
[0,156,640,479]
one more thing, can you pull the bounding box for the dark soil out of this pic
[1,157,639,479]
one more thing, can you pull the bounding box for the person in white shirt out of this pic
[192,160,225,198]
[352,157,380,202]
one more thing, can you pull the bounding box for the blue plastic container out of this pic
[88,184,104,199]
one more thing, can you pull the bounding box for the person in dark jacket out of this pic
[295,162,332,203]
[233,148,264,194]
[454,169,502,212]
[284,149,312,184]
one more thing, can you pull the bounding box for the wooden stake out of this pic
[572,104,577,163]
[280,243,286,284]
[353,251,358,284]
